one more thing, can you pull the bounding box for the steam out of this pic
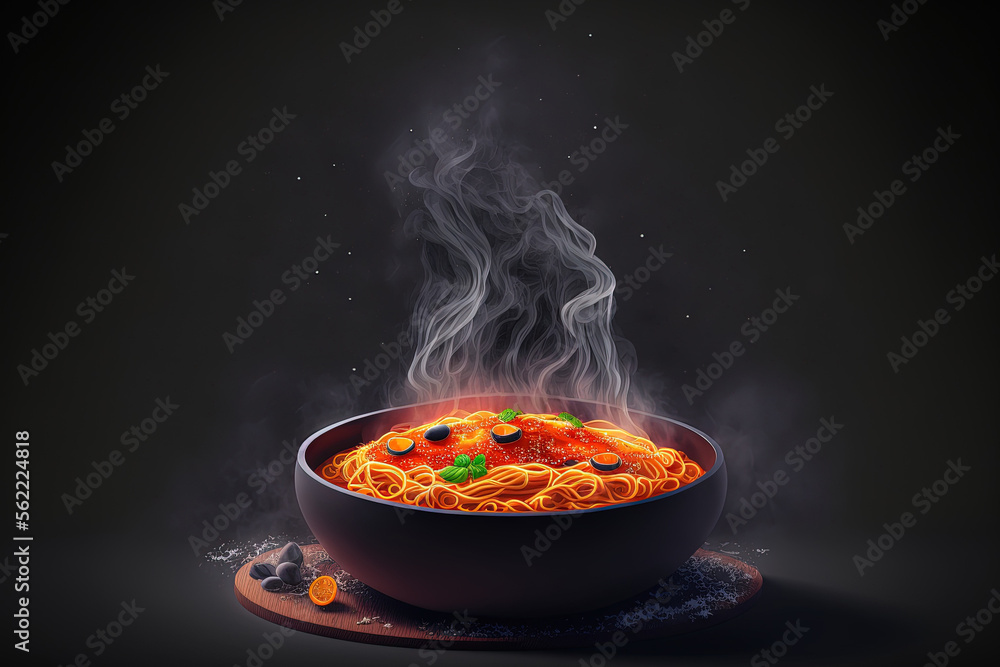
[399,123,639,422]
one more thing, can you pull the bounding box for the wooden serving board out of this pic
[234,545,762,650]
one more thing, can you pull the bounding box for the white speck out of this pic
[743,249,746,252]
[332,164,336,167]
[348,297,352,301]
[639,233,644,238]
[410,129,413,132]
[352,368,356,371]
[685,315,690,318]
[588,33,593,37]
[297,176,301,180]
[347,251,351,255]
[315,270,319,274]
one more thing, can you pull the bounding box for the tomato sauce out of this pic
[319,412,662,477]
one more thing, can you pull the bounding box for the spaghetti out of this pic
[317,410,705,512]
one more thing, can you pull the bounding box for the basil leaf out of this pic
[454,454,471,468]
[469,464,488,480]
[558,412,584,428]
[498,409,522,422]
[472,453,486,466]
[438,466,469,483]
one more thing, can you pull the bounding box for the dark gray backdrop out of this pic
[3,1,997,666]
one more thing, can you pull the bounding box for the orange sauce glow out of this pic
[316,410,706,512]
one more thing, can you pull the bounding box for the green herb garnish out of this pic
[469,453,488,480]
[557,412,584,428]
[498,408,523,422]
[437,466,469,483]
[437,453,488,484]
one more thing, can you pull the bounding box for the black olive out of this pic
[261,576,284,592]
[490,424,522,444]
[278,541,303,566]
[249,562,276,580]
[563,459,579,467]
[590,453,623,472]
[386,437,416,455]
[424,424,451,442]
[276,562,302,585]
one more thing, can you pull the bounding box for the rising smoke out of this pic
[396,120,644,424]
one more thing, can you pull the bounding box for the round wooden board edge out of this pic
[234,581,439,649]
[234,546,764,650]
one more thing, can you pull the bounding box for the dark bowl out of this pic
[295,395,726,617]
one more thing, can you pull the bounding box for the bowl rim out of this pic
[297,395,724,518]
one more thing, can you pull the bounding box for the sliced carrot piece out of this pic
[309,575,338,606]
[387,437,415,454]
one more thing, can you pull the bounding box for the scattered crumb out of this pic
[230,538,762,643]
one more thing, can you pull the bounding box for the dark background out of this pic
[3,1,997,665]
